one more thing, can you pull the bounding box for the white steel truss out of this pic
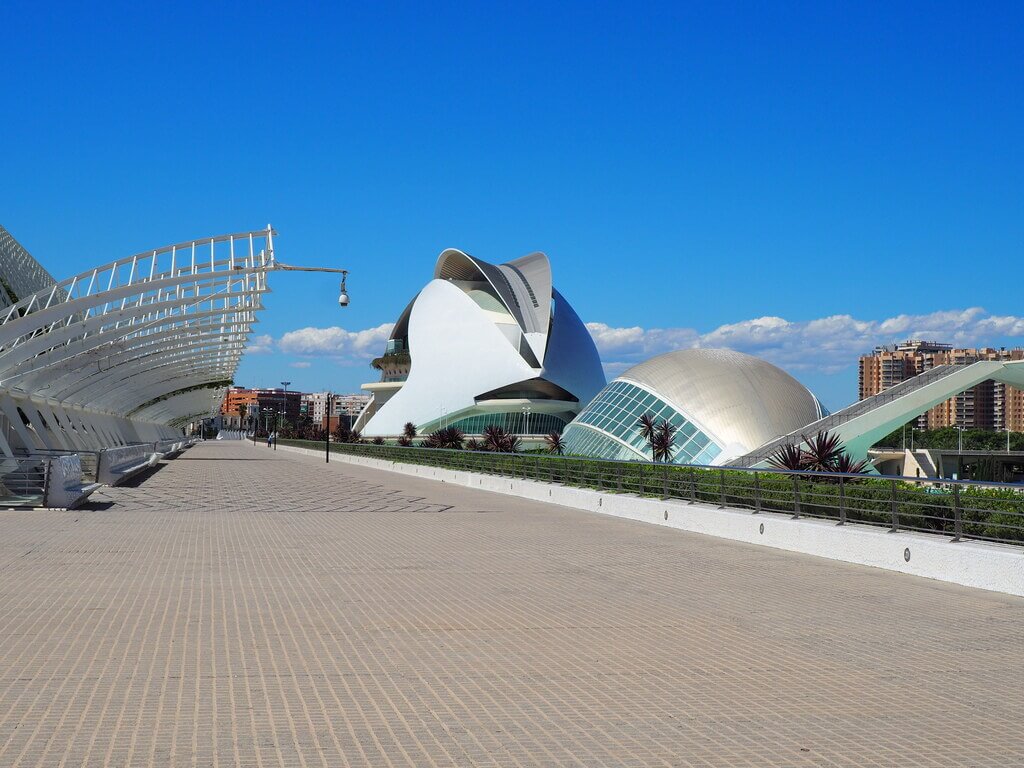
[0,226,286,458]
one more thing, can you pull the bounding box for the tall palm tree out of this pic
[236,403,247,431]
[402,422,417,439]
[636,413,658,444]
[650,420,677,463]
[544,431,565,455]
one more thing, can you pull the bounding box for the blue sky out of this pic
[2,1,1021,409]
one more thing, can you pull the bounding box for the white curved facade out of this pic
[561,349,826,465]
[360,249,605,436]
[0,225,283,460]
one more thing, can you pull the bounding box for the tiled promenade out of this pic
[1,442,1023,767]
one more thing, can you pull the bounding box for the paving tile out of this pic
[0,441,1021,767]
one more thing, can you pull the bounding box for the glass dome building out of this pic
[561,349,827,465]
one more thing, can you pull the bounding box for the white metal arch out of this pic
[0,226,285,458]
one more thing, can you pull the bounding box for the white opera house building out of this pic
[357,249,606,437]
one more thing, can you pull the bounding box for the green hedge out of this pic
[279,440,1024,545]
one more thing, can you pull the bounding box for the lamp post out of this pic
[521,404,531,437]
[278,381,291,451]
[325,391,332,463]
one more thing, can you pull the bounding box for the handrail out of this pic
[278,439,1024,548]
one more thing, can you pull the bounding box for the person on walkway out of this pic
[267,432,272,448]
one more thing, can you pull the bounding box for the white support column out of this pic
[0,393,43,452]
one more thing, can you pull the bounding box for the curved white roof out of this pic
[619,349,824,456]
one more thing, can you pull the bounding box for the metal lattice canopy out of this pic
[0,226,282,446]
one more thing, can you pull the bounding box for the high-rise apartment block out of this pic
[858,341,1024,430]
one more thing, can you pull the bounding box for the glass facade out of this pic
[444,411,568,436]
[561,379,723,465]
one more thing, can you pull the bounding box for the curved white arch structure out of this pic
[0,225,282,463]
[360,248,605,436]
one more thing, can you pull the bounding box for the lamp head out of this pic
[338,270,350,307]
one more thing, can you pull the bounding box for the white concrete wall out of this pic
[277,444,1024,597]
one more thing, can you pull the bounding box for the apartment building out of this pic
[858,341,1024,430]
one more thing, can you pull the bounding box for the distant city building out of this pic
[858,341,1024,431]
[302,392,371,431]
[221,387,303,429]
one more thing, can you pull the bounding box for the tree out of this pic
[397,435,413,447]
[636,413,658,444]
[768,430,869,475]
[236,403,248,431]
[800,431,845,472]
[649,420,677,463]
[833,453,869,474]
[767,443,807,470]
[402,422,417,439]
[372,436,385,445]
[481,425,521,453]
[544,431,565,455]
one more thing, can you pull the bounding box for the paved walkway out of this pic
[0,441,1022,767]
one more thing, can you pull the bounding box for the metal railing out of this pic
[0,455,49,506]
[279,439,1024,548]
[20,448,100,482]
[733,363,969,467]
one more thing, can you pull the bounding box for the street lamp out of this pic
[278,381,291,451]
[324,390,332,463]
[338,270,350,307]
[521,404,531,436]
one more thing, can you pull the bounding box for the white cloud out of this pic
[588,307,1024,375]
[245,324,395,367]
[246,334,274,354]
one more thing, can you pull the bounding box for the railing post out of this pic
[689,467,697,504]
[662,463,669,499]
[639,465,645,496]
[953,483,963,542]
[792,474,801,519]
[753,471,761,514]
[718,469,726,508]
[838,475,846,525]
[889,478,899,532]
[616,462,623,492]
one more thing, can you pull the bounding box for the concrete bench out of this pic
[98,444,160,486]
[155,439,186,459]
[44,454,102,509]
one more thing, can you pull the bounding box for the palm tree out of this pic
[481,425,505,452]
[636,413,658,444]
[465,437,482,451]
[425,427,465,449]
[236,403,247,432]
[397,435,413,447]
[801,431,845,472]
[402,422,417,439]
[544,431,564,455]
[437,427,465,449]
[650,420,677,463]
[833,453,869,474]
[767,443,806,470]
[500,433,523,453]
[372,436,385,445]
